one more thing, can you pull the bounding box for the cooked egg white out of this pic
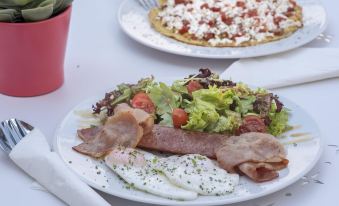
[105,147,198,200]
[156,154,239,196]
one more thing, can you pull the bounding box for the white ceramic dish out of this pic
[118,0,327,59]
[54,78,323,206]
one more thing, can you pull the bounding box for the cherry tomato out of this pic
[172,108,189,128]
[131,92,155,113]
[187,80,203,94]
[236,115,267,135]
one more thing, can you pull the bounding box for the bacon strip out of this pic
[114,103,154,135]
[216,132,288,182]
[73,112,143,158]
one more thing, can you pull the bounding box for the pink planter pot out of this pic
[0,6,72,97]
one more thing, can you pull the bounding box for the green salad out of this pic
[93,69,290,137]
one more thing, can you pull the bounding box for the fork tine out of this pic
[9,119,25,141]
[138,0,148,10]
[0,128,11,154]
[152,0,159,7]
[142,0,153,10]
[16,120,32,137]
[4,120,21,145]
[0,122,16,149]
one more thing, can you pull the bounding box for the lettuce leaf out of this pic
[171,80,188,94]
[233,95,256,115]
[191,86,234,110]
[158,113,173,127]
[149,82,181,115]
[268,109,289,136]
[182,99,220,131]
[232,83,253,97]
[210,111,241,133]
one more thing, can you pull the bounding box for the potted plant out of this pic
[0,0,73,97]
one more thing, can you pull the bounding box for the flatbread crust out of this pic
[149,0,303,47]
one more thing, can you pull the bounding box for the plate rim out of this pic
[53,93,324,206]
[117,0,328,59]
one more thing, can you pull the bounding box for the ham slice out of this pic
[73,112,143,158]
[216,132,288,182]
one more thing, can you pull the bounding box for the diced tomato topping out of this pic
[179,20,190,34]
[211,7,221,12]
[287,7,295,12]
[203,32,215,40]
[273,29,284,36]
[236,1,246,8]
[285,12,293,17]
[200,3,209,9]
[172,108,189,128]
[179,26,189,34]
[236,115,267,135]
[220,32,229,38]
[221,13,233,25]
[175,0,191,4]
[231,33,244,40]
[247,9,258,17]
[187,80,203,94]
[274,16,284,25]
[131,92,155,113]
[208,19,216,27]
[259,26,268,33]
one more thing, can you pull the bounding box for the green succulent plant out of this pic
[0,0,73,22]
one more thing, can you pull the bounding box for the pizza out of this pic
[149,0,303,47]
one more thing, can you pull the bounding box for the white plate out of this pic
[54,78,323,205]
[118,0,327,59]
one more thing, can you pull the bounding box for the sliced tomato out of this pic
[172,108,189,128]
[187,80,203,94]
[131,92,155,113]
[236,115,267,135]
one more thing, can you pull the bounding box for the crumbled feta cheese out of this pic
[157,0,302,45]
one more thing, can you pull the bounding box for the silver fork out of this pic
[0,119,34,154]
[138,0,159,10]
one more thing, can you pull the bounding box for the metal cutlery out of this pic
[0,119,33,154]
[138,0,159,10]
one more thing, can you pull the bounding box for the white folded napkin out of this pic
[220,48,339,89]
[9,129,110,206]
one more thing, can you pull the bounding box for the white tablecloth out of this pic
[0,0,338,205]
